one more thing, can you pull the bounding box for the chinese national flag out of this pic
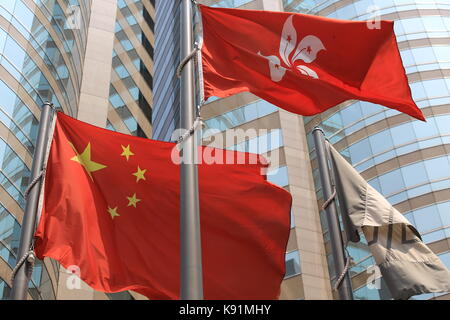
[200,5,425,121]
[34,113,291,299]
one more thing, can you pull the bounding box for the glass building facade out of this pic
[0,0,154,299]
[107,0,154,138]
[0,0,92,299]
[152,0,181,141]
[284,0,450,299]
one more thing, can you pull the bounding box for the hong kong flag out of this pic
[200,5,425,121]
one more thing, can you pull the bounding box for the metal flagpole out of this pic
[11,102,54,300]
[312,127,353,300]
[179,0,203,300]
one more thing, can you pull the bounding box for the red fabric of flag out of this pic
[34,113,291,299]
[200,5,424,121]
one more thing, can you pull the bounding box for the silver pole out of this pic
[11,102,53,300]
[180,0,203,300]
[312,127,353,300]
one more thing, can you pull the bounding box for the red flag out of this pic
[200,5,424,121]
[35,113,291,299]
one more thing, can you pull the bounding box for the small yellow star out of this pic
[70,142,107,180]
[132,166,147,183]
[107,206,120,219]
[127,193,141,208]
[121,144,134,161]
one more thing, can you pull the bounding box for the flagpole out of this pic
[312,127,353,300]
[179,0,203,299]
[11,102,54,300]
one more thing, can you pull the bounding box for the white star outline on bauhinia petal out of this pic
[258,15,326,81]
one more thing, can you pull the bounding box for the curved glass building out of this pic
[0,0,92,300]
[0,0,154,300]
[284,0,450,299]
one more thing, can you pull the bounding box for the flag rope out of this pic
[24,167,46,199]
[321,188,336,211]
[321,188,353,292]
[333,250,352,292]
[174,116,205,149]
[10,250,35,284]
[176,45,199,79]
[175,20,205,148]
[195,41,205,109]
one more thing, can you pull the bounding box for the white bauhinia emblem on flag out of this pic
[258,15,325,81]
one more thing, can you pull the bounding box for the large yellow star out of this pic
[107,206,120,219]
[70,142,107,180]
[127,193,141,208]
[132,166,147,183]
[121,144,134,161]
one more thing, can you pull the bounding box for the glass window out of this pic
[422,16,447,32]
[285,251,301,278]
[369,130,393,155]
[258,101,278,117]
[423,79,450,98]
[437,202,450,227]
[290,208,295,228]
[390,122,416,146]
[425,157,450,181]
[3,37,27,70]
[378,169,405,195]
[233,129,284,154]
[413,205,442,234]
[401,17,425,34]
[431,179,450,193]
[422,229,446,243]
[0,280,11,299]
[323,112,343,137]
[374,150,396,164]
[400,49,414,67]
[401,161,428,187]
[0,26,6,53]
[411,47,437,65]
[360,102,382,117]
[396,142,419,156]
[387,191,408,204]
[0,203,20,257]
[439,252,450,269]
[404,212,415,225]
[348,139,372,164]
[204,100,277,134]
[412,117,439,139]
[434,46,450,62]
[267,166,289,187]
[354,278,392,300]
[261,129,283,154]
[341,103,362,126]
[407,184,432,199]
[324,250,336,279]
[409,82,427,101]
[364,111,385,126]
[435,115,450,135]
[243,104,258,123]
[368,177,382,194]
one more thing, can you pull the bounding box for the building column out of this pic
[56,0,117,300]
[76,0,117,127]
[279,109,333,300]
